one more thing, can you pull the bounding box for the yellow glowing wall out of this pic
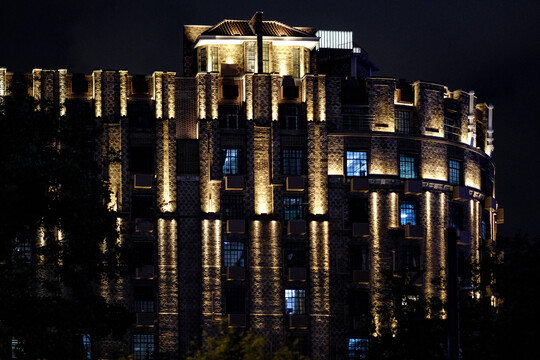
[254,127,272,214]
[119,71,127,117]
[93,70,102,118]
[0,68,6,96]
[201,219,222,323]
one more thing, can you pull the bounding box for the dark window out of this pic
[349,198,368,223]
[348,338,369,359]
[224,287,245,314]
[130,147,154,173]
[285,289,306,314]
[128,102,154,128]
[284,197,304,220]
[399,154,418,179]
[346,151,367,177]
[133,334,154,360]
[348,291,370,316]
[444,115,460,141]
[403,245,420,271]
[223,242,245,267]
[282,149,304,175]
[293,48,300,78]
[222,85,238,98]
[350,245,369,271]
[400,200,417,226]
[221,195,244,219]
[131,195,153,220]
[218,105,242,128]
[131,75,149,94]
[177,139,200,174]
[342,106,371,131]
[133,241,154,266]
[285,243,307,268]
[199,47,207,72]
[449,159,462,186]
[279,105,304,130]
[134,287,154,313]
[449,205,463,230]
[12,237,31,261]
[222,148,241,174]
[395,110,410,134]
[282,85,299,99]
[71,73,88,93]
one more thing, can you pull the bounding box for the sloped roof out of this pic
[202,19,316,38]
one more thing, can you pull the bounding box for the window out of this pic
[12,237,31,261]
[199,47,207,72]
[246,43,256,73]
[133,241,154,266]
[81,334,91,360]
[304,48,310,75]
[279,105,303,129]
[130,146,154,173]
[482,219,488,240]
[293,48,300,78]
[223,242,245,267]
[400,200,417,226]
[262,43,270,73]
[348,291,370,317]
[177,139,200,174]
[351,245,369,271]
[128,102,154,128]
[221,195,244,219]
[225,287,245,314]
[348,338,369,359]
[285,289,306,314]
[448,159,462,185]
[283,149,304,175]
[444,115,460,141]
[395,110,410,134]
[210,47,219,72]
[131,194,153,220]
[346,151,367,177]
[284,197,304,220]
[134,287,154,313]
[403,245,420,271]
[133,334,154,360]
[285,243,307,268]
[222,148,241,174]
[342,106,370,131]
[399,154,417,179]
[218,105,242,128]
[449,205,463,230]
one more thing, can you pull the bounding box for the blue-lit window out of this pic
[82,334,91,360]
[482,219,488,240]
[399,154,418,179]
[348,338,369,359]
[449,159,461,185]
[134,334,154,360]
[285,289,306,315]
[283,149,304,175]
[284,197,304,220]
[223,242,245,267]
[12,237,31,261]
[400,201,417,226]
[346,151,368,177]
[222,148,241,175]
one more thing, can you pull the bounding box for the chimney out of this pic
[250,12,264,73]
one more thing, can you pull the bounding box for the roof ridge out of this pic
[263,20,314,37]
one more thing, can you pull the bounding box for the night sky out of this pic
[2,0,539,238]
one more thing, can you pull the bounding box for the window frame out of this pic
[395,109,411,134]
[223,241,245,268]
[282,148,304,176]
[346,151,368,177]
[283,196,304,221]
[400,200,417,226]
[347,338,369,359]
[285,289,306,315]
[222,148,242,175]
[448,159,462,186]
[399,153,418,179]
[133,334,155,360]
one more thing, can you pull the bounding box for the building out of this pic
[0,12,502,360]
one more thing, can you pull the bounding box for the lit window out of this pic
[199,47,207,72]
[12,337,22,359]
[284,197,304,220]
[448,159,461,185]
[346,151,368,177]
[82,334,91,360]
[285,289,306,314]
[223,242,245,267]
[263,43,270,73]
[399,154,417,179]
[210,47,219,72]
[401,295,420,307]
[395,110,410,133]
[246,43,256,73]
[400,200,417,226]
[283,149,303,175]
[222,148,241,175]
[348,338,369,359]
[293,48,300,77]
[133,334,154,360]
[482,219,488,240]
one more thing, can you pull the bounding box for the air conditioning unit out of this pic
[135,218,154,233]
[226,219,245,234]
[287,220,306,235]
[228,314,246,327]
[353,270,369,284]
[453,186,470,201]
[133,173,153,189]
[497,208,504,224]
[288,314,308,328]
[350,178,369,193]
[286,176,304,191]
[352,222,369,237]
[135,265,155,279]
[226,266,245,281]
[404,224,423,239]
[404,180,422,195]
[457,230,470,246]
[288,267,307,282]
[484,196,497,211]
[225,175,244,190]
[136,313,155,326]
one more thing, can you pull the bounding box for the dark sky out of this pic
[2,0,539,238]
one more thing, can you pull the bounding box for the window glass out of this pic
[223,241,245,267]
[346,151,367,177]
[351,245,369,271]
[285,243,307,268]
[285,289,306,314]
[293,48,300,78]
[284,197,304,220]
[222,195,244,219]
[449,159,461,185]
[82,334,91,360]
[262,43,270,73]
[279,105,302,129]
[134,287,154,313]
[246,43,256,73]
[133,334,154,360]
[199,47,207,72]
[400,200,417,225]
[283,149,303,175]
[399,154,417,179]
[211,47,219,72]
[403,245,420,271]
[348,338,369,359]
[395,110,410,133]
[222,148,241,175]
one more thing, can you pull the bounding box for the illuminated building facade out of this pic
[0,12,502,360]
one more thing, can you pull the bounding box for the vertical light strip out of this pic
[167,72,176,119]
[389,192,398,228]
[154,72,163,119]
[211,74,218,119]
[271,74,279,121]
[254,127,272,214]
[93,70,102,118]
[318,75,326,121]
[197,73,206,119]
[370,192,381,335]
[0,67,6,96]
[58,69,67,116]
[250,221,263,331]
[245,74,253,120]
[439,192,447,302]
[201,220,222,322]
[119,70,128,117]
[425,191,433,298]
[32,69,42,102]
[305,76,314,121]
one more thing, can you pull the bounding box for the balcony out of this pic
[133,173,153,189]
[135,313,155,326]
[457,230,470,246]
[135,265,155,279]
[350,177,368,193]
[453,186,470,201]
[288,314,308,329]
[288,267,307,282]
[404,225,423,239]
[287,220,306,235]
[228,314,246,327]
[484,196,497,211]
[226,219,245,234]
[497,208,504,224]
[404,180,422,195]
[135,218,154,233]
[352,222,369,237]
[226,266,245,281]
[225,175,244,190]
[286,176,304,191]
